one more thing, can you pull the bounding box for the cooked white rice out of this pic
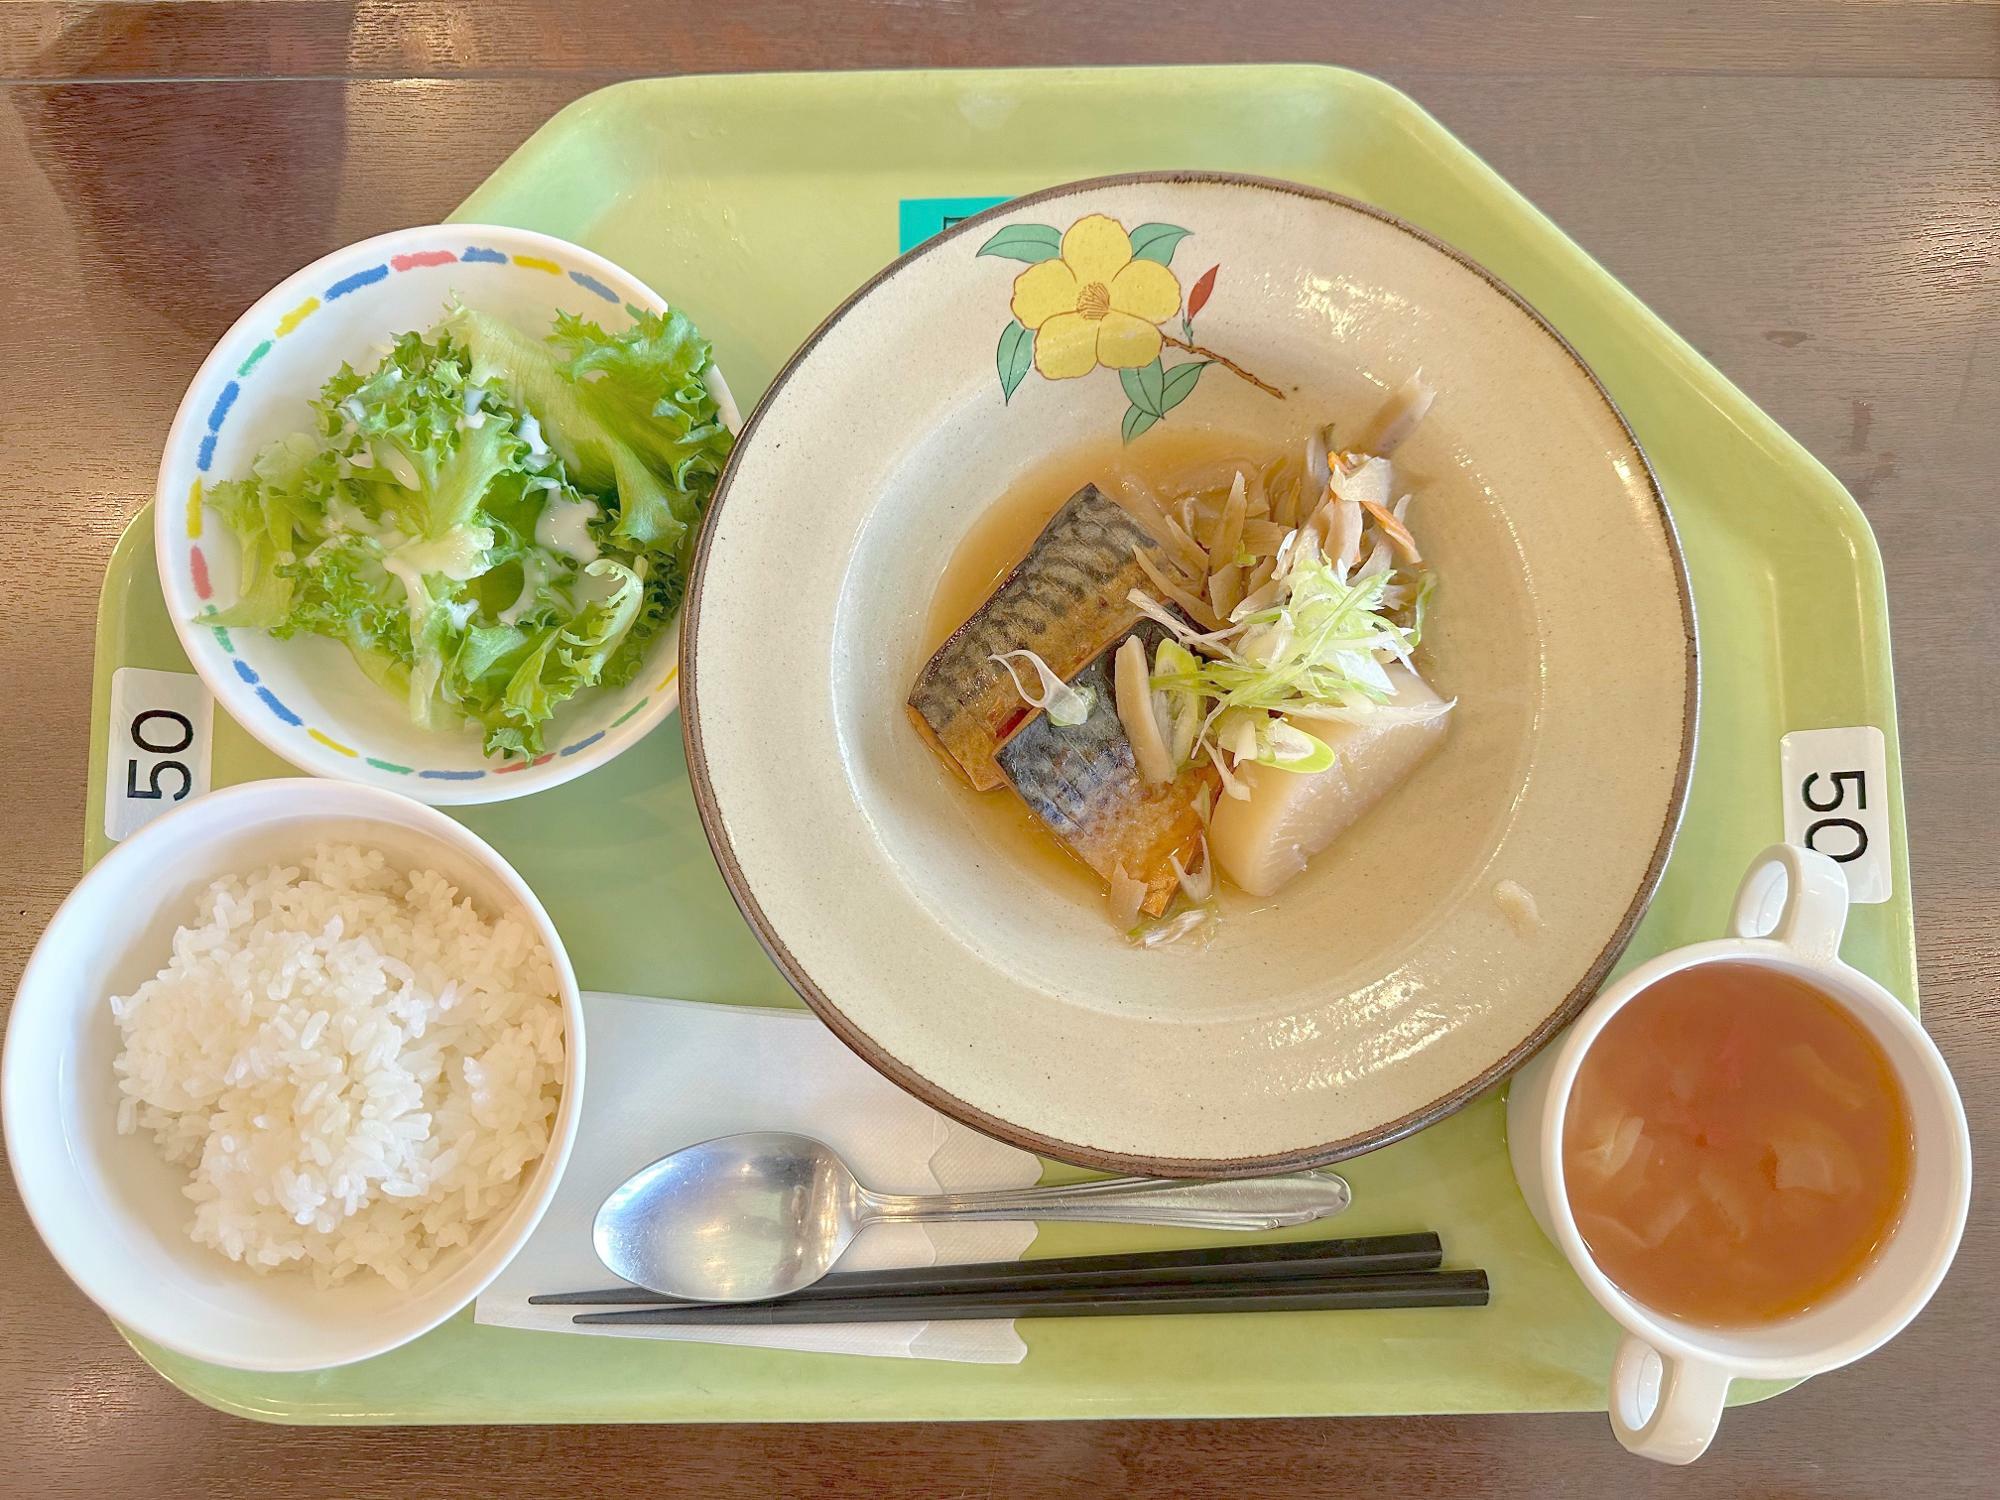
[111,843,565,1289]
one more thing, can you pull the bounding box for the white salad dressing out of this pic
[458,383,490,431]
[382,525,495,625]
[535,495,601,564]
[378,443,421,491]
[387,527,490,582]
[324,494,379,536]
[498,552,561,626]
[201,298,732,766]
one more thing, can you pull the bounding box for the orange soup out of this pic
[1562,963,1914,1328]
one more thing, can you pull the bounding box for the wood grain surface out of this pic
[2,3,1995,1496]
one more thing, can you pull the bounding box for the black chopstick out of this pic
[571,1270,1490,1325]
[530,1231,1444,1307]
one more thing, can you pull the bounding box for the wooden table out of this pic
[2,3,1993,1493]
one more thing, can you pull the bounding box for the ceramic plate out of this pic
[683,172,1695,1174]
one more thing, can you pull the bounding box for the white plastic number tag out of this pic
[1780,726,1890,904]
[105,667,213,842]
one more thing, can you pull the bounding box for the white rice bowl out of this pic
[110,843,565,1290]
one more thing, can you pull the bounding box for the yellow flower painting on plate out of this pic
[979,211,1281,441]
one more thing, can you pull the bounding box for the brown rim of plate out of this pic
[681,169,1700,1178]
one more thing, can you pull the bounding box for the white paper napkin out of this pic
[476,992,1044,1363]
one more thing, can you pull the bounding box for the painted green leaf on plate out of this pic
[1127,223,1192,265]
[996,320,1033,402]
[1122,404,1160,444]
[1120,359,1167,417]
[977,224,1063,263]
[1160,360,1208,412]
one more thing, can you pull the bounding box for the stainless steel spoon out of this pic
[592,1130,1353,1302]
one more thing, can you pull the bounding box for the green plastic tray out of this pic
[88,65,1912,1423]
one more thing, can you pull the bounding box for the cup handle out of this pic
[1609,1333,1733,1464]
[1727,842,1849,963]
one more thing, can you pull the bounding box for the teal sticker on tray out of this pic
[898,196,1009,252]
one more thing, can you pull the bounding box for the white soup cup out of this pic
[1507,843,1970,1463]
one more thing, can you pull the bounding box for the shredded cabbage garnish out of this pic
[990,649,1094,726]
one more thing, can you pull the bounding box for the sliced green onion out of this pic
[990,649,1094,727]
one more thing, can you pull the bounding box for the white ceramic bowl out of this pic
[2,781,585,1372]
[1509,844,1970,1463]
[155,224,741,805]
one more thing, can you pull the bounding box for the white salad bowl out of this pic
[2,780,586,1372]
[154,224,741,805]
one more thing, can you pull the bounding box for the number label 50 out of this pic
[1780,726,1891,903]
[104,668,212,842]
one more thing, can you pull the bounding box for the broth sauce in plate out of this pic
[1562,962,1914,1328]
[920,427,1284,657]
[905,391,1453,941]
[916,428,1294,909]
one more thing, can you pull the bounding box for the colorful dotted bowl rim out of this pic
[155,224,739,805]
